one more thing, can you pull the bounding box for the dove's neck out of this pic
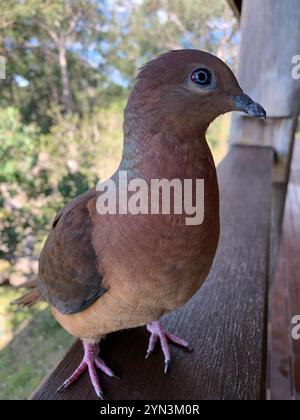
[118,111,212,181]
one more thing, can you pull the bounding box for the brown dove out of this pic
[14,50,266,399]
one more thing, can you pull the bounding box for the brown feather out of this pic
[37,189,107,315]
[11,289,42,308]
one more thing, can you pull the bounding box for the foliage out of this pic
[104,0,235,85]
[0,105,123,264]
[0,108,46,261]
[0,0,237,129]
[0,108,40,186]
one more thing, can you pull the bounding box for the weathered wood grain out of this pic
[229,0,300,185]
[32,146,273,400]
[235,0,300,118]
[269,139,300,400]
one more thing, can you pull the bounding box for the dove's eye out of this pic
[191,68,212,86]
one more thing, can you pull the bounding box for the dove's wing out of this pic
[38,189,107,315]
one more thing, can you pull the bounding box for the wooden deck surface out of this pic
[32,146,273,400]
[268,137,300,400]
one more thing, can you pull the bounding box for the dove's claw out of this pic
[145,350,153,359]
[56,382,68,393]
[57,340,116,399]
[146,320,190,373]
[164,360,171,374]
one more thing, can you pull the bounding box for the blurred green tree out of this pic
[0,0,237,129]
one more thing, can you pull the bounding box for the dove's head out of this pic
[127,49,266,131]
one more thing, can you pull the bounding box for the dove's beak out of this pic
[233,93,266,120]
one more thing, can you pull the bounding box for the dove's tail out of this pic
[11,280,43,308]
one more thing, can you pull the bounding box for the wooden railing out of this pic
[31,145,274,400]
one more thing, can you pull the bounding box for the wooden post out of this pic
[229,0,300,276]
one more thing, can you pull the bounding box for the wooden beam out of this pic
[230,0,300,183]
[32,146,273,400]
[268,139,300,400]
[229,1,300,270]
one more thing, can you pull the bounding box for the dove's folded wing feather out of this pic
[38,189,107,315]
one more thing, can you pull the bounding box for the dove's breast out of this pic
[52,147,219,339]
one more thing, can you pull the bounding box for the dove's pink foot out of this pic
[146,320,190,373]
[57,340,117,399]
